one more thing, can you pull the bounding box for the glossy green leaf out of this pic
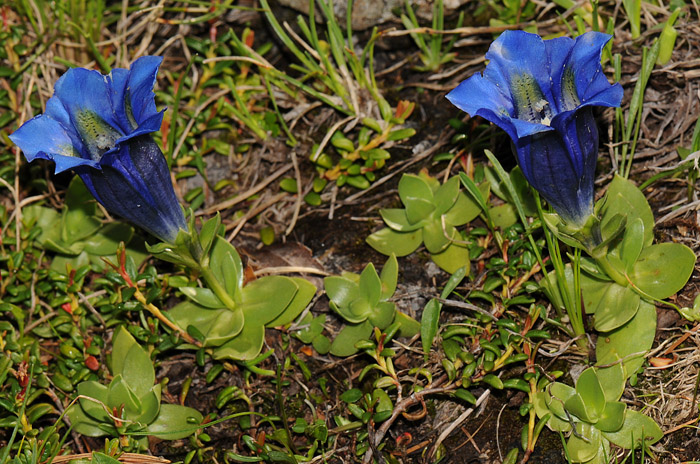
[107,375,142,418]
[77,381,110,423]
[602,175,654,247]
[198,214,221,257]
[596,300,656,378]
[421,298,441,356]
[395,311,420,337]
[404,197,436,224]
[240,276,298,325]
[266,277,316,327]
[431,242,470,274]
[398,174,434,206]
[368,301,396,330]
[209,236,244,298]
[82,222,134,255]
[379,254,398,300]
[136,386,162,425]
[111,327,154,398]
[330,320,373,357]
[213,323,265,361]
[366,227,422,257]
[490,203,517,229]
[379,208,423,231]
[324,276,360,310]
[546,383,576,421]
[592,283,640,332]
[630,242,696,299]
[433,176,460,215]
[595,401,626,432]
[92,452,122,464]
[169,302,244,346]
[595,363,625,402]
[619,217,645,272]
[566,423,602,463]
[359,263,382,307]
[179,286,224,309]
[147,403,203,439]
[422,221,454,254]
[441,266,467,299]
[66,403,113,437]
[602,409,663,449]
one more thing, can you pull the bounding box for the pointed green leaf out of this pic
[566,423,603,463]
[169,302,243,346]
[422,221,453,254]
[266,277,316,327]
[431,242,470,274]
[366,227,422,257]
[404,197,436,224]
[433,176,460,215]
[546,383,576,421]
[359,263,382,306]
[107,375,142,418]
[398,174,434,205]
[179,286,225,309]
[596,401,626,432]
[620,217,645,272]
[324,276,360,310]
[595,363,625,402]
[147,403,203,439]
[213,323,265,361]
[379,254,398,300]
[111,327,154,398]
[421,298,441,355]
[602,175,654,247]
[210,236,244,298]
[395,311,420,337]
[368,301,396,330]
[66,403,113,437]
[136,385,162,425]
[330,320,373,357]
[602,409,663,449]
[76,381,110,423]
[379,208,423,231]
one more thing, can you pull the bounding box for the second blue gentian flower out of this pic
[447,31,623,227]
[10,56,186,243]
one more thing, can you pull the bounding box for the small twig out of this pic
[427,389,491,460]
[285,151,303,236]
[253,266,329,277]
[203,164,291,215]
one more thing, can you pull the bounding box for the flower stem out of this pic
[198,266,238,311]
[131,286,200,346]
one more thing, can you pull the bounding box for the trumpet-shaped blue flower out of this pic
[447,31,623,227]
[10,56,186,243]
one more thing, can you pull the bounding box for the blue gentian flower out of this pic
[10,56,186,243]
[447,31,623,227]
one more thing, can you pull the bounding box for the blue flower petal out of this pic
[126,56,163,126]
[54,67,125,161]
[484,31,557,125]
[568,32,618,102]
[9,111,99,173]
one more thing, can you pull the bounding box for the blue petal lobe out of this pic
[484,31,556,123]
[54,68,124,160]
[126,56,163,125]
[568,32,617,102]
[9,113,99,173]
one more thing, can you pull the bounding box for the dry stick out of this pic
[362,377,453,464]
[203,165,291,215]
[225,192,288,241]
[253,266,329,277]
[52,453,170,464]
[428,389,491,460]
